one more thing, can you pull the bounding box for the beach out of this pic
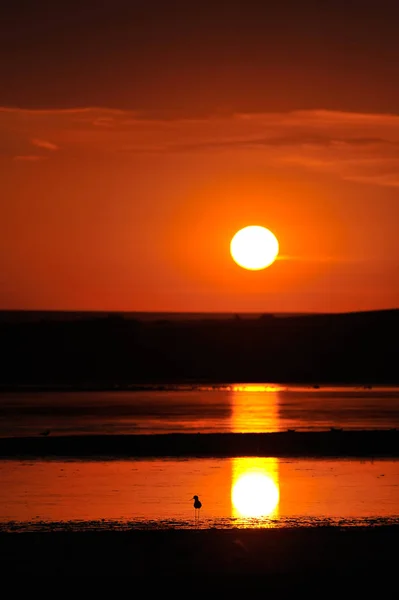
[2,0,399,582]
[1,526,398,584]
[2,388,399,582]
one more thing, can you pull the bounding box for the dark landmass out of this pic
[0,309,398,387]
[1,430,399,458]
[1,527,399,584]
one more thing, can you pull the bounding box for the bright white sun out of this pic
[230,226,279,270]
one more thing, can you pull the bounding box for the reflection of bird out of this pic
[233,538,248,554]
[192,495,202,518]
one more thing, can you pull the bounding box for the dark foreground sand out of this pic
[1,527,399,586]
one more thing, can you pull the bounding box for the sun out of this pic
[230,226,279,270]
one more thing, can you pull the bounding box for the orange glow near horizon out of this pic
[0,108,398,313]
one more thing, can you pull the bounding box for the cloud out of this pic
[1,106,399,187]
[13,155,45,162]
[31,138,59,151]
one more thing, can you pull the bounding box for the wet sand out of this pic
[1,526,398,584]
[1,430,399,458]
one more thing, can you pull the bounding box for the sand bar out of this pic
[1,430,399,458]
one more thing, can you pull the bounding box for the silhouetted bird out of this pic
[192,495,202,517]
[40,430,51,437]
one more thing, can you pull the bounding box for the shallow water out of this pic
[1,457,399,531]
[1,385,399,437]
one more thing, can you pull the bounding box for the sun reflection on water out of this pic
[231,384,285,393]
[230,384,281,433]
[230,385,280,522]
[231,457,279,519]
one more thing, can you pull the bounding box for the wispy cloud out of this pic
[13,155,45,162]
[1,107,399,187]
[31,138,59,151]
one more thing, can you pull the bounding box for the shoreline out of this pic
[1,430,399,458]
[1,382,399,392]
[3,516,399,533]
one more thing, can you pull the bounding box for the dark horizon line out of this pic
[0,307,399,317]
[0,307,398,316]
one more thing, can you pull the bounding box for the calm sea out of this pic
[0,384,398,438]
[1,457,399,531]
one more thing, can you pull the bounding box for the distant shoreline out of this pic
[1,308,397,386]
[1,430,399,459]
[3,308,396,321]
[1,382,398,392]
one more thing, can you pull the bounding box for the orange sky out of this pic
[1,108,398,312]
[1,2,398,313]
